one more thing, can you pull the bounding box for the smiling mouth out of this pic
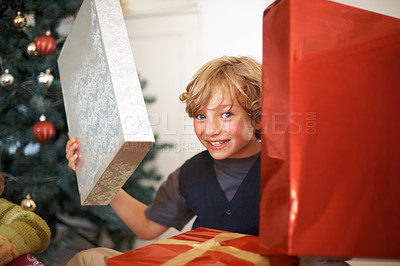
[208,140,229,148]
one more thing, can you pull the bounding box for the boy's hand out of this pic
[65,133,83,171]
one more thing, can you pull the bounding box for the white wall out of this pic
[330,0,400,19]
[125,11,202,180]
[199,0,272,63]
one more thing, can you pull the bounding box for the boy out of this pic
[65,56,262,264]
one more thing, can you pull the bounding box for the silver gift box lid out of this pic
[58,0,154,205]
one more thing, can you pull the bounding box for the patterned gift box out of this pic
[58,0,154,205]
[107,227,295,266]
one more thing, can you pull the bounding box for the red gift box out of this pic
[260,0,400,259]
[108,227,297,265]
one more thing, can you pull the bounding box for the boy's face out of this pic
[193,86,260,160]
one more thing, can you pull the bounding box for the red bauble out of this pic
[32,114,55,143]
[34,30,56,55]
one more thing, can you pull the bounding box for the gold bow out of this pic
[156,232,269,266]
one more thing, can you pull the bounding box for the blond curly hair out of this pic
[179,56,262,140]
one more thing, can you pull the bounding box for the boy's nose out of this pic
[205,118,222,136]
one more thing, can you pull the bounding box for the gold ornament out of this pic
[21,194,36,211]
[37,69,54,88]
[13,11,26,28]
[0,69,14,87]
[26,42,38,56]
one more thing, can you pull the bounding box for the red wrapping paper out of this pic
[108,227,297,265]
[5,254,45,266]
[260,0,400,259]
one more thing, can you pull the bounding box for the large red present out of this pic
[108,227,297,265]
[260,0,400,259]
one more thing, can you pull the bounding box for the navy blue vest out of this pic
[179,151,260,235]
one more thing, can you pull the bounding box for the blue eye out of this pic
[222,112,232,119]
[196,114,206,120]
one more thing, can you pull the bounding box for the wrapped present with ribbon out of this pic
[108,227,297,265]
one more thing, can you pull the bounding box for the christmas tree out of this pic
[0,1,167,264]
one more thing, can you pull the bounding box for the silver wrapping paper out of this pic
[58,0,154,205]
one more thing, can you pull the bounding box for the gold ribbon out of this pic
[157,232,270,266]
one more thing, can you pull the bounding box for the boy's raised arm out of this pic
[110,189,169,240]
[66,136,169,240]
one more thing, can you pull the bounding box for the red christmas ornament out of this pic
[32,114,55,143]
[34,30,56,55]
